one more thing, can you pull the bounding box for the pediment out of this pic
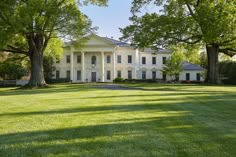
[85,34,115,47]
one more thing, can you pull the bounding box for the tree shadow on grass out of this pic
[0,101,188,117]
[1,83,236,97]
[0,84,97,96]
[0,115,235,157]
[1,92,236,118]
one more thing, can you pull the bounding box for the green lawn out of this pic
[0,83,235,157]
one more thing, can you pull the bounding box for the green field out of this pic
[0,83,235,157]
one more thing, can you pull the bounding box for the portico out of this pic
[70,50,116,82]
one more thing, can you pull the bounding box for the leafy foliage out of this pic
[0,54,27,80]
[122,0,236,54]
[162,50,184,81]
[0,0,107,86]
[121,0,236,84]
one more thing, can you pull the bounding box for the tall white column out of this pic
[70,51,74,82]
[101,51,105,82]
[113,51,116,79]
[134,49,139,79]
[81,51,85,82]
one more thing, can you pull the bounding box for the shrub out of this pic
[113,77,124,83]
[219,61,236,85]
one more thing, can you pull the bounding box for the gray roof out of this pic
[103,37,130,47]
[182,61,204,71]
[143,48,172,53]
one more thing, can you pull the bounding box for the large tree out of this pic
[121,0,236,84]
[0,0,107,87]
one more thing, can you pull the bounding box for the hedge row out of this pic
[219,61,236,85]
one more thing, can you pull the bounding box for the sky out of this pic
[80,0,159,40]
[80,0,133,40]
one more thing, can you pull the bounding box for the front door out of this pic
[91,72,96,82]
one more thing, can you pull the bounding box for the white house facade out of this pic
[53,34,204,82]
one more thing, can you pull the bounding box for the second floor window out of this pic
[152,57,156,65]
[162,57,167,64]
[117,55,122,63]
[142,57,146,64]
[66,55,70,64]
[107,55,111,64]
[91,56,96,65]
[77,55,81,64]
[128,55,132,63]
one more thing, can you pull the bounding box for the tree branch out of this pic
[1,49,28,55]
[219,48,236,57]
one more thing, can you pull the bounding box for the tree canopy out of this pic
[0,0,107,87]
[121,0,236,84]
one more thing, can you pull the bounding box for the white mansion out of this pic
[53,34,204,82]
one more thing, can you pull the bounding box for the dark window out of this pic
[77,55,81,64]
[107,55,111,64]
[175,75,179,81]
[77,70,81,80]
[56,70,60,79]
[66,70,70,80]
[128,70,132,79]
[117,70,121,78]
[152,57,156,65]
[107,70,111,80]
[142,71,146,79]
[142,57,146,64]
[66,55,70,64]
[196,73,201,81]
[186,73,190,81]
[91,56,96,65]
[162,72,166,80]
[152,71,156,80]
[128,55,132,64]
[162,57,167,64]
[117,55,122,63]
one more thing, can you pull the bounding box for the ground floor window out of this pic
[152,71,156,80]
[56,70,60,79]
[142,71,146,79]
[186,73,190,81]
[162,72,166,80]
[66,70,71,80]
[117,70,121,78]
[196,73,201,81]
[107,70,111,80]
[128,70,132,79]
[77,70,81,81]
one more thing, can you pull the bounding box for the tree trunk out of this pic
[206,44,220,84]
[27,35,47,87]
